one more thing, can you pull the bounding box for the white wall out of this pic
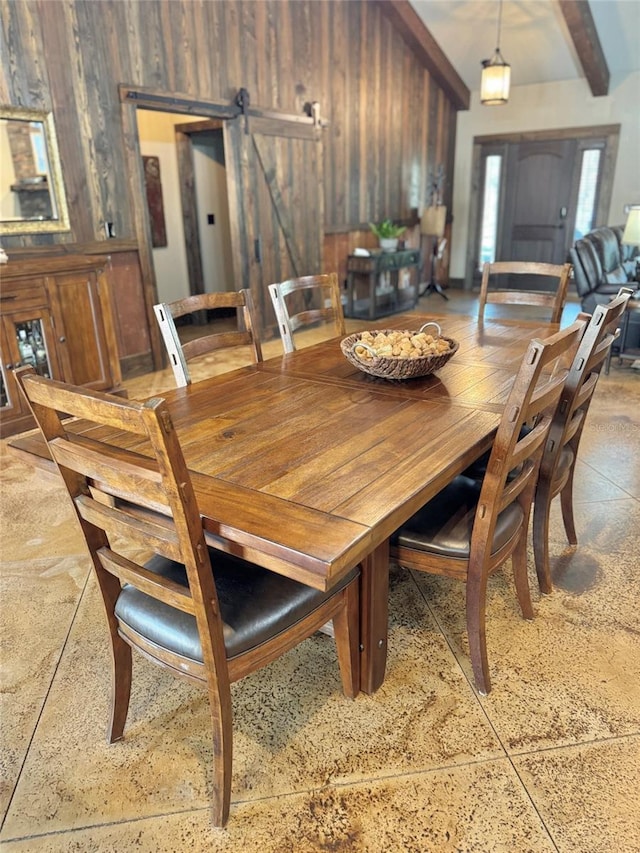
[192,133,234,293]
[136,110,200,304]
[450,71,640,280]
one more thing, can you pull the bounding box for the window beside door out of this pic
[479,154,502,268]
[574,148,602,240]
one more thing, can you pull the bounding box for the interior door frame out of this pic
[118,85,322,366]
[174,119,227,300]
[465,124,620,291]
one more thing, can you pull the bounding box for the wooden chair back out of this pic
[477,318,586,532]
[478,261,572,324]
[269,273,346,353]
[533,287,633,591]
[391,316,587,693]
[14,368,360,826]
[154,289,262,386]
[16,368,228,673]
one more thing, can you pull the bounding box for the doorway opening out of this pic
[136,110,233,308]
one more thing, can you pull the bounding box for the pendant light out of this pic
[480,0,511,105]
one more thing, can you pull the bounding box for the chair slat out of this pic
[49,436,170,515]
[96,548,196,614]
[182,330,255,360]
[75,494,182,563]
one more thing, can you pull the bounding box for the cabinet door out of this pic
[0,309,61,437]
[47,270,114,390]
[0,325,29,430]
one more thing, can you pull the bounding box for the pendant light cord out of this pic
[496,0,503,51]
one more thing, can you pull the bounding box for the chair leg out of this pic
[559,465,578,546]
[465,563,491,695]
[512,534,535,620]
[532,486,553,595]
[206,681,234,827]
[108,635,132,743]
[332,581,361,699]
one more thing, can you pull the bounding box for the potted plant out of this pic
[369,219,406,253]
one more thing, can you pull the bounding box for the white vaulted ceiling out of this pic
[410,0,640,91]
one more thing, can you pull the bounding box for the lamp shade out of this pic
[622,207,640,245]
[421,205,447,237]
[480,52,511,105]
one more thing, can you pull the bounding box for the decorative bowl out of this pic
[340,322,459,380]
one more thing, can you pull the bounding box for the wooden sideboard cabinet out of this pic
[0,255,123,438]
[345,249,421,320]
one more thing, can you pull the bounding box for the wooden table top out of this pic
[9,312,557,591]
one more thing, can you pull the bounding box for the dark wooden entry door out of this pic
[224,115,324,338]
[499,139,575,286]
[469,127,619,292]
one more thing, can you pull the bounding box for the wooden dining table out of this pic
[9,311,558,695]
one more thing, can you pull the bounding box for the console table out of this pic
[345,249,421,320]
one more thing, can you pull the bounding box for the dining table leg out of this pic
[359,539,390,694]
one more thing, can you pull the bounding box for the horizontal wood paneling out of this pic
[2,0,459,249]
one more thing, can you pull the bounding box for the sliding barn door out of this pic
[224,115,324,338]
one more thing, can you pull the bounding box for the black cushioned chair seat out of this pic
[390,475,524,558]
[115,549,358,662]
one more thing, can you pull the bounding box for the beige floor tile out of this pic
[409,500,640,753]
[574,374,640,499]
[0,442,85,566]
[513,736,640,853]
[560,498,640,561]
[0,759,557,853]
[0,559,88,818]
[569,458,632,503]
[1,442,90,818]
[0,565,502,838]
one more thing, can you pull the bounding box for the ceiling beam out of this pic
[558,0,609,96]
[377,0,470,111]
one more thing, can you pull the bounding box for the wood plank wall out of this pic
[1,0,458,252]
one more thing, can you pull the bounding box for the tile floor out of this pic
[1,290,639,852]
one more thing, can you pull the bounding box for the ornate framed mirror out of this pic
[0,106,70,234]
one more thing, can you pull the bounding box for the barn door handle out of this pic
[254,237,262,264]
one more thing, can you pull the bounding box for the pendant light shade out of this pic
[481,0,510,105]
[481,52,511,105]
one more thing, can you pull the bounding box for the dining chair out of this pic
[15,367,360,827]
[478,261,572,324]
[390,317,587,694]
[532,288,633,593]
[268,273,346,353]
[153,289,262,387]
